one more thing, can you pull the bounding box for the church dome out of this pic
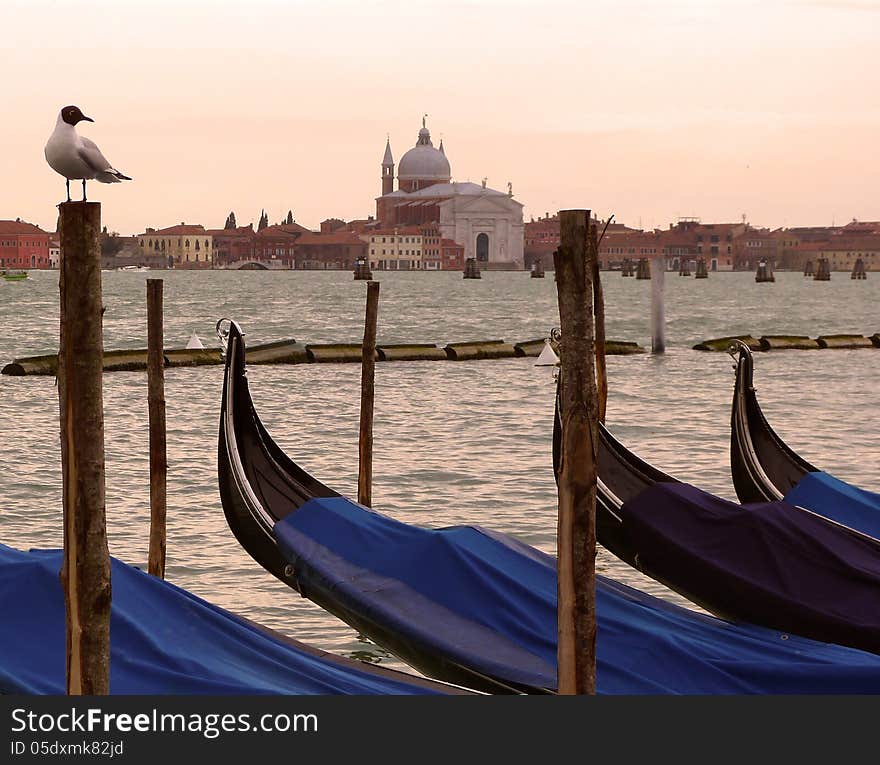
[397,122,451,182]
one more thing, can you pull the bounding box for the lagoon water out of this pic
[1,269,878,670]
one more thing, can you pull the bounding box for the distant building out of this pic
[320,218,347,233]
[363,225,425,270]
[293,231,367,270]
[48,237,60,269]
[0,220,51,269]
[138,223,213,268]
[440,238,464,271]
[208,225,256,267]
[376,119,523,269]
[254,224,308,268]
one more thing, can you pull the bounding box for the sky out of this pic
[2,0,878,235]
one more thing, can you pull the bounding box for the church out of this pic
[375,119,524,269]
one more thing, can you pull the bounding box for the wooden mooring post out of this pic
[589,222,607,423]
[57,201,111,695]
[851,258,867,280]
[651,257,666,353]
[358,281,380,507]
[553,209,598,695]
[146,279,167,578]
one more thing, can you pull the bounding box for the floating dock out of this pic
[2,335,649,375]
[694,333,880,351]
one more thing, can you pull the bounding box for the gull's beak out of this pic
[81,115,94,123]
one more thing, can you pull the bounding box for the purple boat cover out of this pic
[620,482,880,655]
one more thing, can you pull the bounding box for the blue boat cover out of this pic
[0,543,452,695]
[619,482,880,656]
[274,496,880,694]
[786,471,880,541]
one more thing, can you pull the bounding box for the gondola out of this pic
[553,372,880,655]
[0,542,467,695]
[729,340,880,538]
[729,340,816,503]
[217,318,880,694]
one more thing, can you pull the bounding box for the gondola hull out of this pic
[729,342,817,503]
[217,320,880,694]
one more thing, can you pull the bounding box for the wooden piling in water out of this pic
[146,279,167,579]
[755,260,775,283]
[358,281,380,507]
[589,223,607,423]
[635,258,651,279]
[803,260,814,277]
[57,201,111,695]
[852,258,867,280]
[530,259,545,278]
[814,257,831,281]
[679,258,691,276]
[353,257,373,281]
[553,209,598,695]
[651,257,666,353]
[695,257,709,278]
[463,257,481,279]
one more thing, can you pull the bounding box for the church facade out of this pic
[375,120,524,269]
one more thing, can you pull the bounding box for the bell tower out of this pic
[381,137,394,196]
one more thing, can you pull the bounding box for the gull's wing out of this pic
[78,136,131,181]
[77,136,115,173]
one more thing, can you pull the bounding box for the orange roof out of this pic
[147,224,207,236]
[0,220,47,235]
[205,226,254,238]
[256,225,302,239]
[367,226,425,236]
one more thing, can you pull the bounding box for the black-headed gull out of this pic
[44,105,131,202]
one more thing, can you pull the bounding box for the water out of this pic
[1,269,878,670]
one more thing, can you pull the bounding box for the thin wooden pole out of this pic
[57,201,111,695]
[651,257,666,353]
[589,222,607,423]
[358,281,380,507]
[146,279,167,578]
[553,209,598,695]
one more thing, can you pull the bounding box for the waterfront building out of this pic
[208,225,256,268]
[0,220,51,269]
[813,238,880,272]
[48,237,60,269]
[138,223,214,268]
[254,224,308,268]
[293,231,367,270]
[376,119,524,269]
[364,225,424,270]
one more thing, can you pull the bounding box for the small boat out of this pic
[1,270,28,281]
[0,543,464,695]
[553,375,880,656]
[729,340,880,538]
[217,319,880,694]
[119,264,150,272]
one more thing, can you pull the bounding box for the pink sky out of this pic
[2,0,878,235]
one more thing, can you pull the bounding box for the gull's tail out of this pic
[97,169,132,183]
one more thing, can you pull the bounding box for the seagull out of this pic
[44,105,131,202]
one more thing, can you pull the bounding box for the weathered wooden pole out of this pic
[651,256,666,353]
[57,201,111,695]
[358,281,380,507]
[553,209,598,695]
[146,279,167,579]
[589,223,607,423]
